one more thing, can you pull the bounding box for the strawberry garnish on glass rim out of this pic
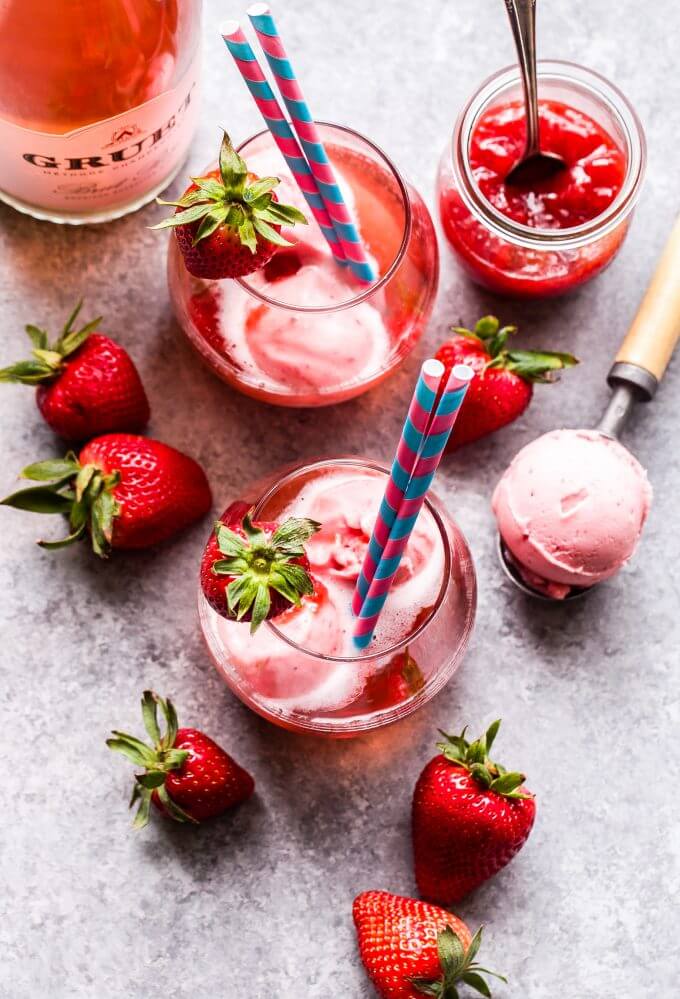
[152,131,308,279]
[201,513,321,633]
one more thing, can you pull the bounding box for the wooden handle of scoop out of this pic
[615,217,680,382]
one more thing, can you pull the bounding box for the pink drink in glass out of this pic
[199,459,476,736]
[169,124,439,407]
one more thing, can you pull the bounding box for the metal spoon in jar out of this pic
[497,217,680,601]
[503,0,566,186]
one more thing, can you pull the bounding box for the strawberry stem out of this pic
[436,720,532,800]
[211,513,320,633]
[410,926,507,998]
[1,453,121,557]
[0,301,102,385]
[452,315,578,380]
[107,691,196,829]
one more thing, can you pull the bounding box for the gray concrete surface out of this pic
[1,1,678,996]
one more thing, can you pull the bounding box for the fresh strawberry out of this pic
[363,649,425,711]
[353,890,505,999]
[435,315,577,449]
[152,131,307,280]
[200,506,320,633]
[107,691,254,827]
[0,301,149,441]
[413,720,536,905]
[1,433,211,556]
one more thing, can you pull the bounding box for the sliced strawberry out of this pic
[200,510,321,633]
[107,691,254,828]
[152,131,308,280]
[435,315,578,449]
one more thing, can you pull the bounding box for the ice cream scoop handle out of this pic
[614,217,680,385]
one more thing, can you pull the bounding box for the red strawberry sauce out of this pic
[439,100,627,297]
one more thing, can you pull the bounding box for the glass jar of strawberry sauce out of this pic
[437,61,646,298]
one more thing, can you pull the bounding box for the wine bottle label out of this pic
[0,48,200,216]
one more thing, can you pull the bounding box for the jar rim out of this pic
[251,457,455,663]
[234,123,412,313]
[450,60,647,250]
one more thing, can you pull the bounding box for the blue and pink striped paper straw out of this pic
[221,20,346,265]
[352,359,446,616]
[352,363,474,649]
[247,3,376,284]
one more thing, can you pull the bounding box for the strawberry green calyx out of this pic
[452,315,578,384]
[212,514,321,633]
[0,301,102,385]
[0,455,120,557]
[107,691,196,829]
[152,131,308,252]
[437,719,532,800]
[410,926,507,999]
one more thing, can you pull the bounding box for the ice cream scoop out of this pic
[495,217,680,600]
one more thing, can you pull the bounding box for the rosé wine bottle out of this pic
[0,0,201,224]
[199,459,477,737]
[168,124,439,408]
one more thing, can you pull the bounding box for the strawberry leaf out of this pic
[37,523,87,549]
[219,131,248,198]
[191,176,227,200]
[270,517,321,555]
[194,207,229,245]
[484,719,501,753]
[499,348,579,383]
[22,457,80,482]
[131,789,153,830]
[155,784,199,824]
[58,316,102,357]
[261,202,309,225]
[410,981,443,997]
[141,691,161,746]
[250,584,272,633]
[238,217,257,253]
[1,485,74,514]
[150,201,214,230]
[243,176,279,201]
[475,315,500,338]
[25,324,49,349]
[460,972,491,997]
[438,927,467,980]
[135,770,167,790]
[252,218,292,247]
[0,359,53,384]
[106,738,152,769]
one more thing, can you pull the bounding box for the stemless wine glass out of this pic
[199,458,477,737]
[169,123,439,407]
[437,61,646,298]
